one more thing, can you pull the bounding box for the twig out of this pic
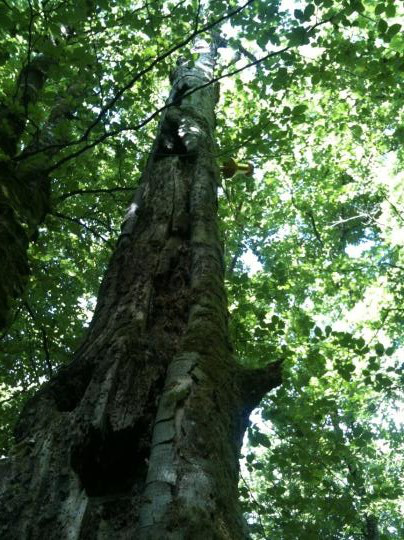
[240,471,270,540]
[51,211,110,242]
[56,186,133,202]
[307,210,324,246]
[328,213,369,228]
[384,197,404,222]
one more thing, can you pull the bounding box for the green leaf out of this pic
[351,0,365,13]
[352,125,363,138]
[303,4,315,20]
[257,35,268,50]
[294,9,304,20]
[385,4,396,17]
[356,337,365,349]
[292,104,308,115]
[374,3,385,15]
[340,368,353,381]
[288,27,308,46]
[386,24,401,39]
[374,343,384,356]
[256,432,271,448]
[378,19,388,33]
[311,72,321,85]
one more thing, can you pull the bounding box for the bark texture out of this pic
[0,42,282,539]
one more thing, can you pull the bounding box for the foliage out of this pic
[0,0,403,537]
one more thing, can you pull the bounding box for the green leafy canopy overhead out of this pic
[0,0,402,537]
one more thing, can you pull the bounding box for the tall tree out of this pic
[0,1,402,538]
[0,33,282,539]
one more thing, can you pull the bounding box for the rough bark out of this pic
[0,41,282,539]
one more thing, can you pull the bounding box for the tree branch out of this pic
[384,196,404,222]
[14,1,258,164]
[237,360,283,414]
[22,14,334,176]
[80,0,257,142]
[56,186,134,202]
[307,210,324,246]
[50,211,110,242]
[328,213,369,228]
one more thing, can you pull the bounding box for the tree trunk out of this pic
[0,51,54,328]
[0,54,79,329]
[364,515,380,540]
[0,41,282,539]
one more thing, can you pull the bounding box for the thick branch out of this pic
[237,360,283,413]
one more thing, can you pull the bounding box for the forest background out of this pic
[0,0,403,538]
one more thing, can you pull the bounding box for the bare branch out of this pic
[50,211,110,242]
[328,213,369,228]
[56,187,134,202]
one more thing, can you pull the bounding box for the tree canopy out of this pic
[0,0,403,538]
